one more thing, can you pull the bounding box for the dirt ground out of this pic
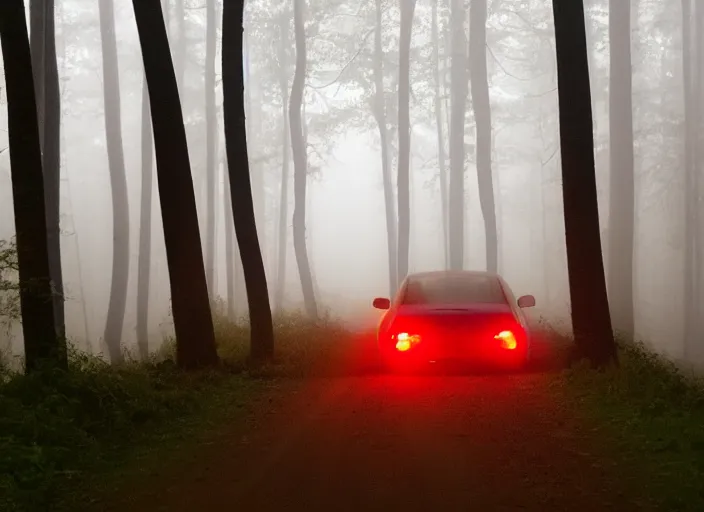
[100,335,648,512]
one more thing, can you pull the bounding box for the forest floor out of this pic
[77,332,700,512]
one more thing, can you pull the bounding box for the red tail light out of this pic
[494,330,517,350]
[393,332,421,352]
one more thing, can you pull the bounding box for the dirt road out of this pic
[104,339,646,512]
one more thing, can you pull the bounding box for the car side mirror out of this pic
[372,297,391,310]
[517,295,536,308]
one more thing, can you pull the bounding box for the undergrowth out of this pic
[0,311,354,511]
[211,303,374,377]
[565,340,704,511]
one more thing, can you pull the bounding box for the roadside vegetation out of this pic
[0,310,353,512]
[565,339,704,511]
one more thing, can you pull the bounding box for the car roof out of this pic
[405,270,502,282]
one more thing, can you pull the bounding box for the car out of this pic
[371,270,536,372]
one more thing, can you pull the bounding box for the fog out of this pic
[0,0,697,365]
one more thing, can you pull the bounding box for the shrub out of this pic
[0,345,231,511]
[209,300,368,376]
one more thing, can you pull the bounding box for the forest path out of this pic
[101,335,645,512]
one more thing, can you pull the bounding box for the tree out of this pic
[136,73,154,361]
[432,0,449,270]
[551,0,617,366]
[132,0,219,369]
[448,0,467,270]
[397,0,416,284]
[274,4,291,313]
[290,0,318,320]
[606,0,635,336]
[682,0,701,360]
[223,164,237,320]
[174,0,187,93]
[29,0,65,344]
[222,0,275,362]
[204,0,218,296]
[469,0,498,273]
[98,0,131,363]
[0,0,66,372]
[374,0,399,295]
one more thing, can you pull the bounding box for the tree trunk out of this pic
[448,0,467,270]
[132,0,219,369]
[204,0,218,297]
[174,0,186,93]
[274,8,291,313]
[223,160,237,320]
[606,0,635,337]
[432,0,449,270]
[30,0,65,345]
[0,0,66,372]
[137,74,153,361]
[99,0,130,363]
[469,0,498,273]
[290,0,318,320]
[374,0,398,295]
[551,0,617,367]
[222,0,275,361]
[397,0,416,284]
[682,0,699,358]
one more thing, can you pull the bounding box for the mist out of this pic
[0,0,697,366]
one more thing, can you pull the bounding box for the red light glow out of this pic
[494,330,517,350]
[394,332,421,352]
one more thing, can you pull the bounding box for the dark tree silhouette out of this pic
[136,74,153,360]
[132,0,219,369]
[30,0,65,345]
[222,0,275,362]
[551,0,617,367]
[0,0,66,372]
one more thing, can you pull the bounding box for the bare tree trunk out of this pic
[374,0,398,295]
[397,0,416,284]
[469,0,498,273]
[274,7,290,313]
[432,0,449,270]
[136,75,153,360]
[174,0,186,93]
[99,0,130,363]
[551,0,617,367]
[204,0,218,296]
[30,0,65,346]
[606,0,635,337]
[223,160,236,320]
[222,0,275,361]
[682,0,698,358]
[0,0,66,371]
[448,0,467,270]
[290,0,318,320]
[244,30,268,274]
[693,0,704,361]
[132,0,219,369]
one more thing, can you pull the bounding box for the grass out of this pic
[0,310,351,512]
[564,339,704,511]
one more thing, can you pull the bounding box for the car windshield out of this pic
[401,274,507,306]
